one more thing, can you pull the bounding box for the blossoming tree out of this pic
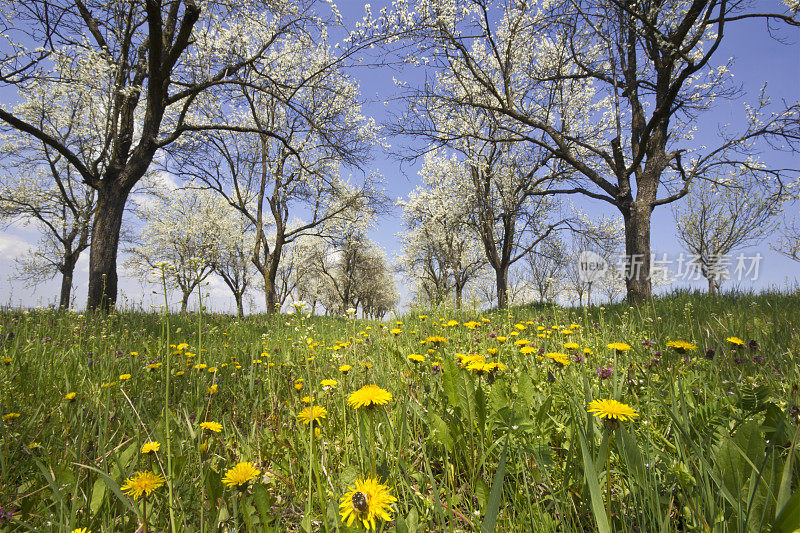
[382,0,800,302]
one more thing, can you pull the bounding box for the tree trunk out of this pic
[59,257,76,310]
[180,292,190,313]
[455,282,464,310]
[622,203,653,302]
[235,292,244,317]
[707,276,716,295]
[87,186,130,311]
[495,266,509,309]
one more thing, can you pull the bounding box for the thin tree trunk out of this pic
[235,292,244,317]
[708,276,716,295]
[181,292,190,313]
[623,203,653,302]
[495,266,508,309]
[455,282,464,310]
[87,186,129,311]
[59,258,75,310]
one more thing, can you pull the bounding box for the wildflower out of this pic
[222,461,260,488]
[463,321,480,329]
[102,382,116,388]
[544,352,571,366]
[727,336,745,347]
[121,471,165,501]
[141,441,160,454]
[496,336,507,342]
[596,365,614,380]
[70,528,91,533]
[748,339,760,351]
[390,328,402,335]
[301,396,313,404]
[514,339,530,346]
[321,379,338,389]
[146,362,162,371]
[665,340,697,354]
[519,346,537,355]
[583,348,593,355]
[587,399,639,423]
[348,385,392,409]
[339,477,397,530]
[425,335,448,346]
[563,342,579,351]
[408,354,425,364]
[298,405,327,426]
[64,392,77,402]
[2,357,11,365]
[200,421,223,433]
[487,348,498,356]
[194,363,207,371]
[119,374,131,380]
[606,342,631,352]
[207,384,218,395]
[2,412,21,421]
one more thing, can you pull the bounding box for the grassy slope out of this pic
[0,291,798,532]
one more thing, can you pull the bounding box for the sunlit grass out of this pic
[1,290,799,531]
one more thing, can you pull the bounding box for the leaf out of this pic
[443,358,460,409]
[475,477,490,512]
[90,477,106,514]
[576,428,611,533]
[430,412,453,452]
[772,491,800,533]
[252,484,274,527]
[776,427,800,520]
[481,433,509,533]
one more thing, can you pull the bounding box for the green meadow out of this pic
[1,291,800,532]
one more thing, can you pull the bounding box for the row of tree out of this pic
[0,0,798,313]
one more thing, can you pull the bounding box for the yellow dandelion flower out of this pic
[545,352,571,366]
[222,461,260,488]
[487,348,498,356]
[348,385,392,409]
[665,340,697,353]
[514,339,530,346]
[121,471,165,501]
[339,477,397,531]
[119,374,131,380]
[408,353,425,363]
[587,399,639,422]
[200,421,222,433]
[70,528,91,533]
[519,346,537,355]
[2,412,21,421]
[727,336,745,347]
[321,379,338,389]
[564,342,580,351]
[390,328,402,335]
[298,405,327,426]
[606,342,631,352]
[64,392,77,401]
[496,336,507,342]
[141,441,160,454]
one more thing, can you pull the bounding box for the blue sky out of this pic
[0,0,798,312]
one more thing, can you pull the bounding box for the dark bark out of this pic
[87,185,130,311]
[622,203,653,302]
[58,255,76,310]
[495,265,509,309]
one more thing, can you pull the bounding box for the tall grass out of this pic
[0,291,799,531]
